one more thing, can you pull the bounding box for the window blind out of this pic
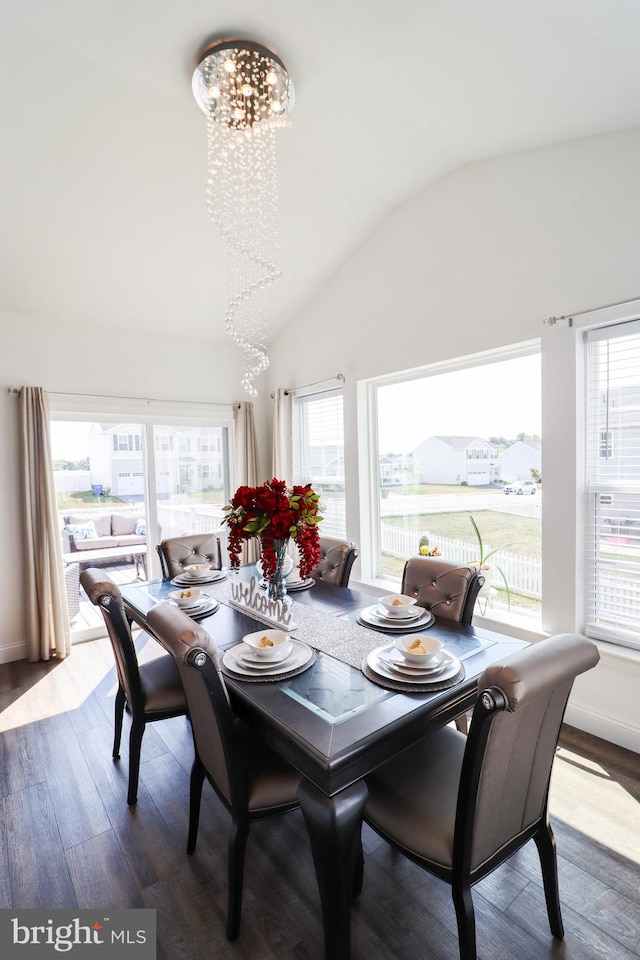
[585,318,640,648]
[293,388,346,538]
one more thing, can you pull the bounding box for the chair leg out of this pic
[113,686,126,759]
[226,816,250,942]
[126,718,145,806]
[452,880,476,960]
[534,821,564,939]
[187,759,206,854]
[455,713,469,734]
[352,834,364,898]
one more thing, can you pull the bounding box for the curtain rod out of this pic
[7,387,239,408]
[543,295,640,327]
[271,373,345,398]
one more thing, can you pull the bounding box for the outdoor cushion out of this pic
[111,514,139,536]
[64,521,99,541]
[74,536,119,551]
[66,513,112,537]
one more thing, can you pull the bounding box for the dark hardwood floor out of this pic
[1,635,638,960]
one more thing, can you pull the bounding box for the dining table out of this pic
[120,567,528,960]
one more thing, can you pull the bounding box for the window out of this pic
[197,436,220,453]
[178,436,191,453]
[293,388,346,538]
[113,433,141,452]
[369,347,541,622]
[155,434,173,452]
[585,320,640,649]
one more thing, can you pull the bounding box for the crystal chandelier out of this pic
[192,38,294,397]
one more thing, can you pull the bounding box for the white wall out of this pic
[0,311,255,663]
[265,126,640,752]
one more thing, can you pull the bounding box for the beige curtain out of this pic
[233,402,261,564]
[272,387,293,483]
[20,387,71,661]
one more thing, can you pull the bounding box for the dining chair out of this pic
[310,537,359,587]
[146,602,301,942]
[402,556,485,732]
[156,532,223,580]
[361,633,600,960]
[80,568,188,805]
[401,556,484,625]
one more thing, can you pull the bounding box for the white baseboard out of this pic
[0,640,28,664]
[564,702,640,754]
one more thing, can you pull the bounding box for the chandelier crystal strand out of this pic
[194,40,293,397]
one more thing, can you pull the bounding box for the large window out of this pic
[293,387,346,538]
[585,320,640,649]
[370,347,541,623]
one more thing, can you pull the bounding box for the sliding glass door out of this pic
[50,400,233,642]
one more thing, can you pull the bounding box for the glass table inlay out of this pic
[278,655,392,724]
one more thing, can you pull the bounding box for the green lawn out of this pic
[389,483,507,496]
[384,509,541,558]
[56,490,129,510]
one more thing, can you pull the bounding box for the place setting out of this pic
[221,629,317,682]
[170,562,228,587]
[167,586,220,620]
[284,571,316,592]
[357,593,435,632]
[362,634,465,693]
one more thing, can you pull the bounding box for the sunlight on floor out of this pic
[551,746,640,865]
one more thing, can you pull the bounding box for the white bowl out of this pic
[242,629,292,660]
[169,587,203,607]
[379,594,417,617]
[394,634,444,665]
[183,563,214,578]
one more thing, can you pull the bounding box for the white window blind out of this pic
[293,388,346,538]
[585,318,640,649]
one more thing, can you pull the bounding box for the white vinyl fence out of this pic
[381,523,541,598]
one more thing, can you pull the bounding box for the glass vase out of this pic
[267,539,293,606]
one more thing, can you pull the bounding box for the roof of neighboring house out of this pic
[502,439,542,454]
[416,435,499,451]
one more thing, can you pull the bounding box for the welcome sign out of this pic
[228,576,297,630]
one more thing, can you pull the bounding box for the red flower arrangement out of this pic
[222,478,323,581]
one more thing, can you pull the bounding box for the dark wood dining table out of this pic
[121,570,528,960]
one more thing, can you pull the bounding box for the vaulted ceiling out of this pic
[2,1,640,343]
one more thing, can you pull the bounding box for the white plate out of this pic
[223,639,313,677]
[367,645,461,685]
[286,578,315,592]
[171,571,227,586]
[358,605,434,632]
[377,649,446,676]
[173,597,219,618]
[376,603,422,621]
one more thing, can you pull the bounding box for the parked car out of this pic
[504,480,537,495]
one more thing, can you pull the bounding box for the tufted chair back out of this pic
[401,557,484,624]
[157,533,223,580]
[310,536,359,587]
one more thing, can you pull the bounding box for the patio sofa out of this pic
[62,512,148,555]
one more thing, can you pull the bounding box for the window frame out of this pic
[359,341,541,602]
[584,317,640,651]
[292,385,347,539]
